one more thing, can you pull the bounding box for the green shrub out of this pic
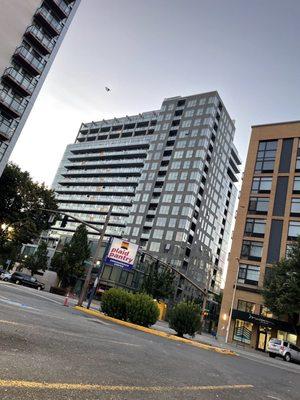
[128,293,160,327]
[101,288,133,320]
[169,302,201,337]
[101,288,159,327]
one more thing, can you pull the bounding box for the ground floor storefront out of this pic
[230,309,298,351]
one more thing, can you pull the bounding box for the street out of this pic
[0,282,299,400]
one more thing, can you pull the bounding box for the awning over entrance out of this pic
[232,309,297,334]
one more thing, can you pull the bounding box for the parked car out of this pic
[0,271,12,281]
[10,272,45,290]
[268,338,300,362]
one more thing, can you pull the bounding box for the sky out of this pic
[10,0,300,187]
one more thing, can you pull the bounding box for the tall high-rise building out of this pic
[218,121,300,350]
[50,91,241,296]
[0,0,81,176]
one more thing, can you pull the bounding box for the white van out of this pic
[268,338,300,362]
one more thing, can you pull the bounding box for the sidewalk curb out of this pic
[74,306,236,356]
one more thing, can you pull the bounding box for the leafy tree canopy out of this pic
[263,237,300,324]
[23,241,48,276]
[0,163,57,248]
[141,264,175,301]
[51,224,91,287]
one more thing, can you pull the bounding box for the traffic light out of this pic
[60,215,68,228]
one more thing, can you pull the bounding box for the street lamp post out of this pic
[225,257,240,343]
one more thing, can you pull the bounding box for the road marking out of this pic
[267,396,282,400]
[0,319,140,347]
[0,295,39,310]
[0,282,63,305]
[0,380,253,392]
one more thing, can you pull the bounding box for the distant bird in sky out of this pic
[105,87,111,92]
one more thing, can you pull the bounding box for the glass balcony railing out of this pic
[50,0,72,17]
[3,67,36,95]
[0,91,25,117]
[35,7,63,35]
[14,46,46,75]
[25,25,55,54]
[0,116,16,141]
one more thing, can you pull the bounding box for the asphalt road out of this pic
[0,282,299,400]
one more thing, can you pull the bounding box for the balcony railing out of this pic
[25,25,55,55]
[35,7,63,36]
[0,116,16,141]
[48,0,71,18]
[2,67,36,96]
[14,46,46,76]
[0,91,25,118]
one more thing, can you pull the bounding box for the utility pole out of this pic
[225,257,240,343]
[77,205,113,307]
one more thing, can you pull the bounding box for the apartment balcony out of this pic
[47,0,71,18]
[35,7,63,36]
[13,46,46,76]
[2,68,36,96]
[0,91,25,118]
[25,25,55,55]
[0,116,16,141]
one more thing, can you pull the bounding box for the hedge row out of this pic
[101,288,159,327]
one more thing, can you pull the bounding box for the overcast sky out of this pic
[10,0,300,187]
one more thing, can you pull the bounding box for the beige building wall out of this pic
[0,0,41,75]
[218,121,300,348]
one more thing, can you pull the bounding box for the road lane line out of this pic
[0,319,140,347]
[0,380,253,392]
[0,296,39,310]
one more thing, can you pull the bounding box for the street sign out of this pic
[105,238,139,270]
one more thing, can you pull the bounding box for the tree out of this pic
[23,241,48,276]
[51,224,91,287]
[141,264,175,301]
[0,163,57,263]
[263,237,300,329]
[169,301,201,337]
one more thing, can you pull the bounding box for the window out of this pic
[184,110,194,117]
[182,120,192,128]
[288,221,300,240]
[159,205,170,214]
[255,140,277,172]
[293,177,300,193]
[248,197,269,214]
[165,230,173,240]
[162,194,172,203]
[194,119,202,126]
[237,300,255,313]
[291,198,300,216]
[149,242,160,252]
[156,217,166,226]
[165,183,175,191]
[153,229,163,239]
[187,99,197,107]
[233,320,253,344]
[296,141,300,171]
[251,177,272,193]
[241,240,263,260]
[244,218,266,237]
[174,151,184,159]
[238,264,260,285]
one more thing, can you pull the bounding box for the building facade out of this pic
[0,0,81,176]
[218,121,300,351]
[49,92,241,297]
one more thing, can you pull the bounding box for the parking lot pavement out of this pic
[0,282,299,400]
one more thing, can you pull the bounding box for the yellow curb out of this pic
[74,306,235,356]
